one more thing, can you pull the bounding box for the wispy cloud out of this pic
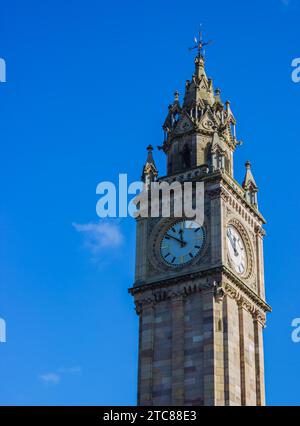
[39,366,81,385]
[72,221,124,262]
[281,0,291,5]
[39,373,61,384]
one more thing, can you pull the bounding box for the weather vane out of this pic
[188,25,213,58]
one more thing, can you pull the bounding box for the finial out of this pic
[174,90,179,102]
[225,100,232,114]
[188,26,213,59]
[214,88,223,107]
[245,160,251,170]
[147,144,153,152]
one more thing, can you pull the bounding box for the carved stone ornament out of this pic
[223,281,266,327]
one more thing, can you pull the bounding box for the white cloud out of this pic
[39,366,81,385]
[39,373,61,384]
[72,221,124,259]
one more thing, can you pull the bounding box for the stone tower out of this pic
[129,49,271,406]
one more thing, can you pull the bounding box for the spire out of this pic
[243,161,257,189]
[160,32,242,177]
[183,55,214,107]
[243,161,258,207]
[184,29,214,107]
[141,145,158,187]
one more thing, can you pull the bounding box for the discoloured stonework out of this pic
[129,52,271,406]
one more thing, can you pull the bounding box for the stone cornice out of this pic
[129,265,271,315]
[130,266,220,296]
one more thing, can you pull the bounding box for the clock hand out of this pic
[227,229,234,246]
[179,229,184,244]
[179,226,188,248]
[227,229,238,256]
[232,236,239,256]
[166,233,187,247]
[233,241,239,256]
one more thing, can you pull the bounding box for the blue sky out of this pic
[0,0,299,406]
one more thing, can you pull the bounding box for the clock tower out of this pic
[129,49,271,406]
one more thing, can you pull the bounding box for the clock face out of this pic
[226,225,247,275]
[160,220,205,267]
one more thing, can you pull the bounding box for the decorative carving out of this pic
[214,281,225,302]
[226,206,232,216]
[253,309,266,326]
[255,225,266,238]
[224,281,266,326]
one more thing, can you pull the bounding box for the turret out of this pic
[141,145,158,189]
[242,161,258,208]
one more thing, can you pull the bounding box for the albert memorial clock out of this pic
[129,50,271,406]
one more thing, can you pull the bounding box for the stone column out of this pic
[253,313,266,406]
[223,295,241,405]
[138,303,154,405]
[238,300,256,406]
[203,287,215,406]
[171,294,185,405]
[213,294,225,406]
[238,301,246,405]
